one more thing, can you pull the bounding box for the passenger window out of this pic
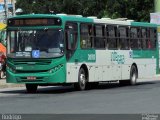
[94,25,105,49]
[80,24,93,49]
[107,25,118,49]
[141,28,148,49]
[149,28,156,49]
[130,28,139,49]
[118,27,129,50]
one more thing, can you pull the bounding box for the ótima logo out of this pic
[111,52,125,64]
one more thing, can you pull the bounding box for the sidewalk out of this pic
[0,79,24,89]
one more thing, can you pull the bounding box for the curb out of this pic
[0,79,24,89]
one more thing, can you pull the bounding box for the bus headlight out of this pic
[7,66,16,73]
[49,69,54,73]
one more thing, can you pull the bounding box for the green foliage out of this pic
[16,0,154,22]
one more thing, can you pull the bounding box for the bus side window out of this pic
[118,27,129,50]
[94,25,105,49]
[141,28,147,49]
[149,28,157,49]
[80,24,92,49]
[107,25,117,49]
[130,27,139,49]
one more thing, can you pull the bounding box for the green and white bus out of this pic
[6,14,159,93]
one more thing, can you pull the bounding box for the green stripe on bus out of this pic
[68,49,96,63]
[132,50,157,59]
[131,22,157,27]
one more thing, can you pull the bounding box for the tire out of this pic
[119,65,137,86]
[74,68,87,91]
[130,65,137,85]
[25,84,38,93]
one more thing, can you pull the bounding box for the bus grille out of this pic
[15,70,49,73]
[11,59,52,65]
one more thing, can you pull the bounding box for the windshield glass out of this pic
[7,29,64,58]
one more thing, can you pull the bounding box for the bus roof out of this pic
[94,18,131,25]
[8,14,157,28]
[8,14,93,23]
[94,18,157,27]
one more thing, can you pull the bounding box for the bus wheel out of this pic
[119,65,137,86]
[25,84,38,93]
[130,65,137,85]
[74,68,87,91]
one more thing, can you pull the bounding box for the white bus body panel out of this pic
[66,50,156,83]
[66,63,80,83]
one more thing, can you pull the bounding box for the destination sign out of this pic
[8,18,62,26]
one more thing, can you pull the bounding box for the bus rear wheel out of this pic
[119,65,137,86]
[74,68,87,91]
[25,84,38,93]
[130,65,137,85]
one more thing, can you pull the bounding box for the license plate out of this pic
[27,76,36,80]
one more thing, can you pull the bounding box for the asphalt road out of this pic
[0,80,160,114]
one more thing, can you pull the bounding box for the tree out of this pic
[16,0,154,22]
[104,0,154,21]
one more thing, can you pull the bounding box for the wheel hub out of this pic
[131,73,136,84]
[80,74,85,85]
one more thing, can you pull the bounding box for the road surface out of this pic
[0,80,160,114]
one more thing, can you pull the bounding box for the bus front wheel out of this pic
[25,84,38,93]
[74,68,87,91]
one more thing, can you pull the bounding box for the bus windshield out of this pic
[7,29,64,58]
